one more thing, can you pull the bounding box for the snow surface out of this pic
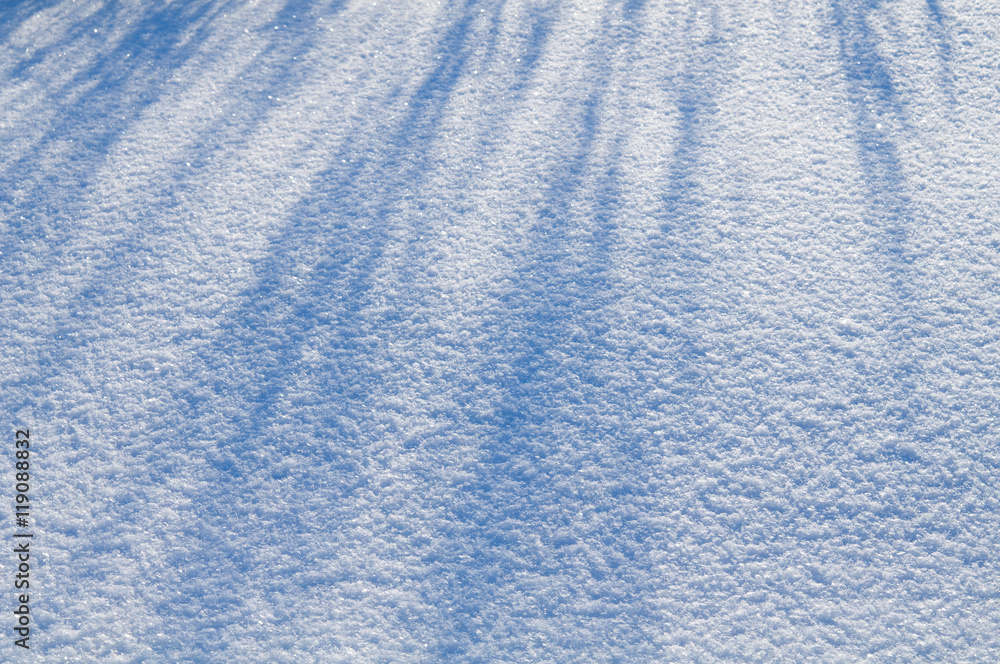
[3,0,1000,661]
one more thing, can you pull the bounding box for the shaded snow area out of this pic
[2,0,1000,661]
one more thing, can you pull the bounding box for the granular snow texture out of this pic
[2,0,1000,662]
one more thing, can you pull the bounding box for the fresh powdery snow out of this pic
[2,0,1000,662]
